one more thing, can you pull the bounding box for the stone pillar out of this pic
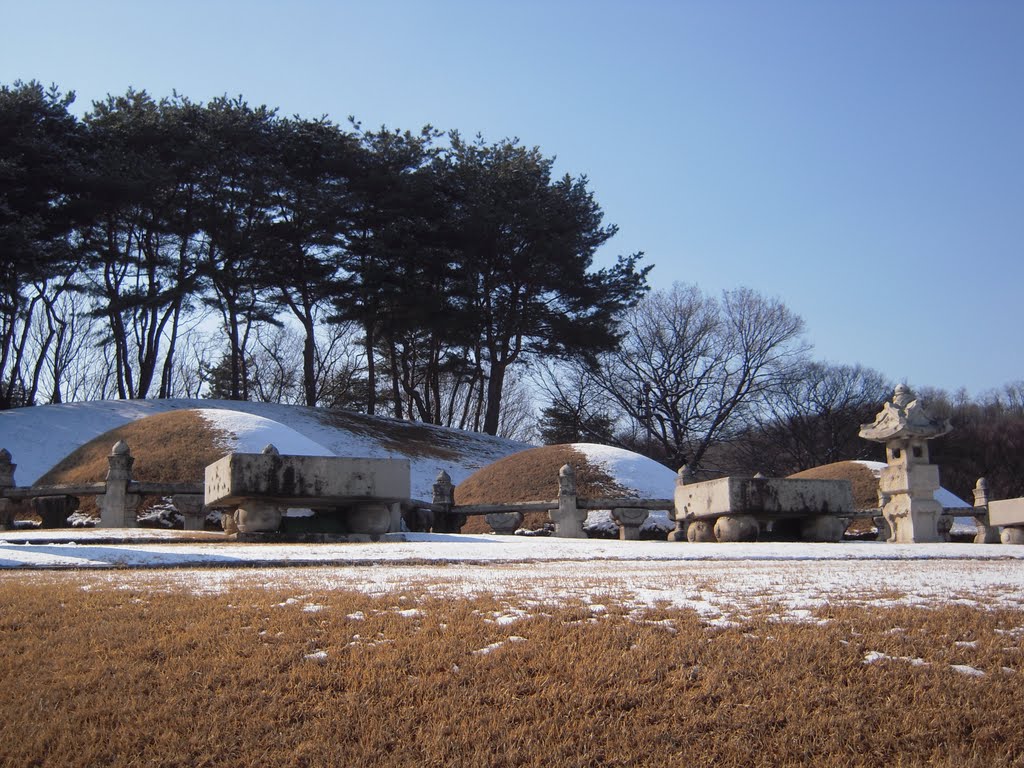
[431,470,464,534]
[668,465,694,542]
[611,507,649,540]
[173,494,207,531]
[0,448,14,530]
[550,464,586,538]
[96,440,140,528]
[859,385,951,543]
[971,478,1001,544]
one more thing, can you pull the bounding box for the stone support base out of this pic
[347,503,392,536]
[1001,526,1024,545]
[236,501,283,533]
[611,507,649,541]
[486,511,524,535]
[714,515,759,543]
[687,519,716,543]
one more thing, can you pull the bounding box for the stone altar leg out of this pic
[235,501,283,533]
[486,511,524,535]
[1001,527,1024,545]
[687,519,716,543]
[221,510,239,535]
[714,515,758,543]
[347,503,392,536]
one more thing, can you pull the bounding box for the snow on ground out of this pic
[2,533,1024,622]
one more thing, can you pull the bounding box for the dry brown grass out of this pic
[1,580,1022,767]
[458,445,632,534]
[31,410,233,517]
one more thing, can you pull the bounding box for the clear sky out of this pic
[3,0,1021,396]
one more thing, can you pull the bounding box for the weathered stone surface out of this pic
[173,494,206,531]
[221,510,239,535]
[97,440,139,528]
[800,515,846,543]
[346,502,393,536]
[611,507,649,541]
[714,514,759,542]
[686,519,716,543]
[859,386,951,543]
[1001,526,1024,545]
[550,464,586,538]
[486,510,524,535]
[988,498,1024,528]
[205,453,410,508]
[236,500,283,533]
[675,476,853,519]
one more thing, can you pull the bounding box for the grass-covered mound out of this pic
[457,444,633,534]
[32,410,233,520]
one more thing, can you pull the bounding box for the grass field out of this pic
[2,576,1022,767]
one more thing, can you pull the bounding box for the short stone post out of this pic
[173,494,207,531]
[668,465,694,542]
[96,440,140,528]
[611,507,649,540]
[431,470,465,534]
[970,478,1000,544]
[550,464,586,538]
[0,448,14,530]
[859,385,951,543]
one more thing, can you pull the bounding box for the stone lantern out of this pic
[859,385,951,543]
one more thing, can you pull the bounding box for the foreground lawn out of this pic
[1,580,1022,767]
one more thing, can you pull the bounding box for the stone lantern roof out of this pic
[859,385,952,443]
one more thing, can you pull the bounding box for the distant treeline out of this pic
[0,80,648,433]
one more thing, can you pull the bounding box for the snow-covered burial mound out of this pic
[457,443,676,537]
[0,399,530,501]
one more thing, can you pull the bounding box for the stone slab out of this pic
[205,454,410,508]
[988,498,1024,528]
[675,476,853,520]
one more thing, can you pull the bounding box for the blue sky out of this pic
[3,1,1021,396]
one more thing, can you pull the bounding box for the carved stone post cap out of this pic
[111,440,131,456]
[975,477,989,492]
[0,448,11,463]
[261,444,280,455]
[559,464,574,477]
[892,384,914,408]
[435,469,452,484]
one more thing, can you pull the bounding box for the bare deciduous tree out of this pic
[558,283,807,473]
